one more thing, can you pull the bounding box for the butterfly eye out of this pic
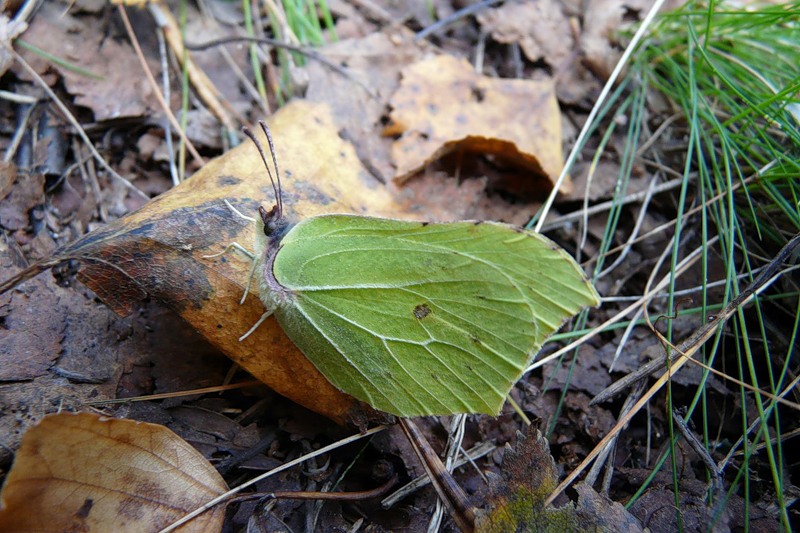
[259,204,293,242]
[259,205,280,235]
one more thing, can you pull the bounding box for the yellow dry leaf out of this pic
[21,100,403,426]
[388,55,567,193]
[0,412,227,532]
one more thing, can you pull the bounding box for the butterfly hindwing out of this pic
[266,215,599,417]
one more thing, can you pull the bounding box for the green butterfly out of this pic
[242,124,600,418]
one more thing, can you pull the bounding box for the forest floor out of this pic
[0,1,796,531]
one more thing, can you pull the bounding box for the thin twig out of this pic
[116,4,205,168]
[672,410,729,524]
[429,414,468,532]
[0,260,61,295]
[381,441,495,508]
[672,410,724,489]
[159,425,388,532]
[414,0,503,41]
[216,429,278,476]
[3,98,35,163]
[398,418,475,533]
[591,240,799,405]
[10,50,149,200]
[597,175,660,278]
[538,177,685,233]
[149,3,244,130]
[584,381,646,489]
[229,474,397,502]
[72,137,108,222]
[83,381,262,406]
[185,35,377,98]
[155,27,179,186]
[526,239,707,375]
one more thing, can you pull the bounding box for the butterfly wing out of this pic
[266,215,599,417]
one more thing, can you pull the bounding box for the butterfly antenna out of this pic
[258,121,282,218]
[242,123,282,220]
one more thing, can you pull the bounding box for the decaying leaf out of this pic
[0,161,16,201]
[0,257,62,381]
[573,483,644,532]
[475,426,642,532]
[387,55,566,193]
[0,412,227,532]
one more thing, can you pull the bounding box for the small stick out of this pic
[229,475,398,503]
[398,418,476,533]
[185,36,377,98]
[0,260,62,295]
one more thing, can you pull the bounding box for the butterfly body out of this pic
[254,212,599,417]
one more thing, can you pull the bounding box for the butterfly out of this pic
[240,122,599,417]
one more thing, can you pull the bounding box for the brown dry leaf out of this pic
[387,55,566,193]
[0,247,163,461]
[16,2,158,121]
[573,483,644,532]
[0,172,43,233]
[581,0,627,80]
[476,0,621,105]
[0,161,15,200]
[0,411,227,532]
[33,100,404,426]
[476,0,573,68]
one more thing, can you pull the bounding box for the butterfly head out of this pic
[259,204,291,243]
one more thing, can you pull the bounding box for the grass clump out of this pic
[579,1,799,528]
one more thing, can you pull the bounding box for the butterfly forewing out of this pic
[267,215,599,417]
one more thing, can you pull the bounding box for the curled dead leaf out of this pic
[387,55,566,194]
[0,412,227,532]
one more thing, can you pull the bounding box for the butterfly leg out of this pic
[223,199,257,223]
[203,200,263,303]
[202,242,260,304]
[239,309,274,341]
[203,199,260,258]
[202,242,254,260]
[203,199,259,258]
[240,257,259,304]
